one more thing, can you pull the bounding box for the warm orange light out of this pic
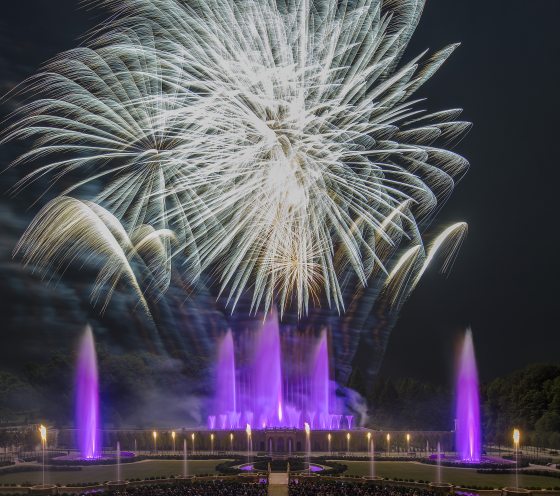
[191,433,195,440]
[230,433,234,441]
[152,431,157,440]
[210,433,214,441]
[172,431,176,440]
[39,425,47,443]
[406,433,410,442]
[367,432,371,441]
[346,432,350,441]
[513,428,520,445]
[327,433,331,441]
[386,433,391,442]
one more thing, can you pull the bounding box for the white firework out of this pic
[4,0,470,317]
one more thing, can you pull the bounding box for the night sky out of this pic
[0,1,558,387]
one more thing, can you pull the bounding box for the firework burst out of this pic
[4,0,470,317]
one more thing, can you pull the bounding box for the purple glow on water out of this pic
[75,326,100,459]
[211,311,345,429]
[455,329,481,462]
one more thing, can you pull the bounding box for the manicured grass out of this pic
[337,461,560,489]
[0,459,227,485]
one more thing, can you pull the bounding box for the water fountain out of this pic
[116,441,121,482]
[428,441,453,493]
[75,326,100,460]
[436,441,442,483]
[363,432,383,483]
[210,313,347,430]
[176,438,192,481]
[105,441,129,491]
[455,329,481,462]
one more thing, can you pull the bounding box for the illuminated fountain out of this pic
[75,326,100,459]
[210,311,347,429]
[455,329,481,462]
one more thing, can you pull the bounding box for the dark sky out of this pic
[0,0,559,387]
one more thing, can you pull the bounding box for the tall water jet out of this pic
[116,441,121,482]
[455,329,481,462]
[436,441,442,483]
[254,310,283,426]
[183,438,188,477]
[215,330,237,423]
[310,330,331,429]
[75,326,100,459]
[368,433,375,478]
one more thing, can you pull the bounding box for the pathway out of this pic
[268,472,289,496]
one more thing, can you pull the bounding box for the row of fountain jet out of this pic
[72,324,481,463]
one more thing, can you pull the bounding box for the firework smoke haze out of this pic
[4,0,470,318]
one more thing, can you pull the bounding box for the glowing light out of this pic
[7,0,470,318]
[367,432,372,441]
[39,425,47,443]
[230,433,234,441]
[346,433,350,441]
[153,431,157,440]
[386,434,391,442]
[406,434,411,442]
[327,433,331,441]
[172,431,176,440]
[191,433,195,441]
[246,424,252,437]
[513,429,520,445]
[304,422,311,435]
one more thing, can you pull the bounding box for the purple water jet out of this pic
[254,310,283,427]
[210,311,346,429]
[215,329,237,426]
[75,326,100,459]
[455,329,481,462]
[310,330,332,428]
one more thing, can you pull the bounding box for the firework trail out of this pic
[4,0,469,318]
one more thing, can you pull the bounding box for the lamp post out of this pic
[346,432,351,454]
[172,431,176,454]
[39,425,47,488]
[513,428,520,490]
[210,433,215,455]
[406,433,411,454]
[152,431,157,453]
[386,433,391,456]
[305,423,311,474]
[230,433,234,453]
[327,433,332,455]
[246,424,252,462]
[191,433,195,455]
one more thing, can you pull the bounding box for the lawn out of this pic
[0,459,226,486]
[337,461,560,489]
